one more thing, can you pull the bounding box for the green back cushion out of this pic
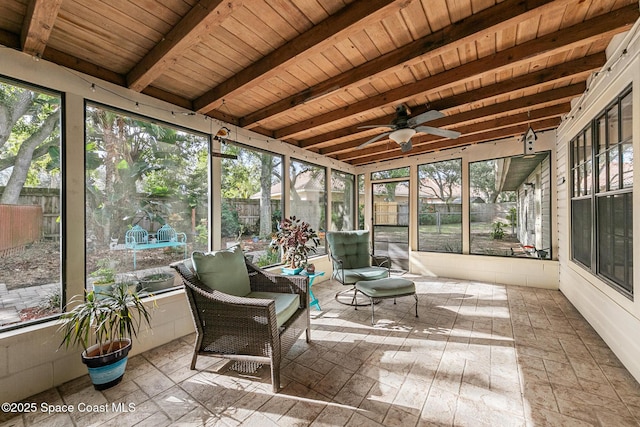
[191,246,251,296]
[326,230,371,269]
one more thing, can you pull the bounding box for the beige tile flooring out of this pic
[2,275,640,427]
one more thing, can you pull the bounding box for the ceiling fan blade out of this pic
[400,140,413,152]
[407,110,445,127]
[415,125,461,139]
[357,124,393,129]
[358,131,391,149]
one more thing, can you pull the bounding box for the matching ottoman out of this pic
[355,277,418,324]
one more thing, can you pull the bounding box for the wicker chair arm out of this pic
[172,262,274,307]
[245,258,309,300]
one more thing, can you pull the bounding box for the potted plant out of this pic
[138,271,176,292]
[89,259,117,298]
[271,216,321,274]
[58,282,154,390]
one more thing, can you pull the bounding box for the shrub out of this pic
[490,221,506,240]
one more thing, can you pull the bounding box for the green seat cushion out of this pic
[341,267,389,285]
[247,292,300,327]
[191,246,251,297]
[355,278,415,298]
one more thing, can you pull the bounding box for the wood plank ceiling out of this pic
[1,0,637,166]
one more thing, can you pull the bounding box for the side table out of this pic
[281,269,324,310]
[301,271,325,310]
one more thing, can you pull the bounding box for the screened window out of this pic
[289,159,326,255]
[221,142,282,267]
[0,78,62,330]
[418,159,462,253]
[330,170,355,231]
[571,125,593,268]
[470,153,551,258]
[357,174,365,229]
[571,86,633,297]
[85,103,209,295]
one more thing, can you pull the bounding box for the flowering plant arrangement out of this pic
[271,216,320,268]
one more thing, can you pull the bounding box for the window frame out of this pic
[330,169,356,232]
[417,158,463,253]
[0,76,65,332]
[84,100,211,295]
[570,85,633,298]
[289,158,328,256]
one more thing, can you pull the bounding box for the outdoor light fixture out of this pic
[389,128,416,144]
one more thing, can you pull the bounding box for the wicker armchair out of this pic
[171,257,310,392]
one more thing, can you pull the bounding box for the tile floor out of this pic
[2,275,640,427]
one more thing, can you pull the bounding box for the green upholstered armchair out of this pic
[171,247,310,392]
[326,230,390,305]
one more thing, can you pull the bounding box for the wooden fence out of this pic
[0,204,43,256]
[0,187,60,240]
[374,201,409,225]
[225,199,281,231]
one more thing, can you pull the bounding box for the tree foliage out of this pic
[0,81,60,204]
[419,159,461,205]
[85,105,208,245]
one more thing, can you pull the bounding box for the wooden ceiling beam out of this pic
[322,100,571,156]
[193,0,409,114]
[20,0,63,57]
[240,0,572,128]
[127,0,241,92]
[42,47,127,87]
[305,82,585,151]
[274,5,636,139]
[302,53,600,154]
[335,104,569,161]
[348,118,562,165]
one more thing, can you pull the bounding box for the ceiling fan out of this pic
[358,104,461,152]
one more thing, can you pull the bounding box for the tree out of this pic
[418,159,461,207]
[259,153,277,238]
[85,105,200,245]
[470,160,500,203]
[221,144,281,238]
[0,82,60,204]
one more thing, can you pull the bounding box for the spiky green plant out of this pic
[58,283,154,356]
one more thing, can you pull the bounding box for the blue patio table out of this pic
[282,269,324,310]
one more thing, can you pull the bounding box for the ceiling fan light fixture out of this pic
[389,128,416,144]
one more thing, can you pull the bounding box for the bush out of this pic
[221,201,241,238]
[255,248,280,267]
[490,221,506,240]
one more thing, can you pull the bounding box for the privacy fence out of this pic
[0,187,59,257]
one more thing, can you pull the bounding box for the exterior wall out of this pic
[555,24,640,383]
[515,154,551,253]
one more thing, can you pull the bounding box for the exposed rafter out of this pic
[349,118,562,165]
[127,0,241,92]
[0,0,635,166]
[339,104,570,161]
[20,0,63,57]
[239,0,574,128]
[273,5,637,140]
[193,0,410,114]
[305,83,586,151]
